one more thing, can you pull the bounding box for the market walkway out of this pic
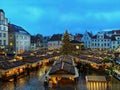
[0,66,49,90]
[0,65,120,90]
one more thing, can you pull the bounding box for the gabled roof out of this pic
[49,34,62,41]
[87,32,93,37]
[92,34,111,39]
[49,62,75,75]
[49,56,75,75]
[111,35,120,41]
[55,57,73,65]
[92,35,97,39]
[31,35,43,43]
[111,35,116,41]
[74,33,83,39]
[0,9,4,13]
[112,30,120,35]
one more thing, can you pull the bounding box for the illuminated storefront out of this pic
[86,76,107,90]
[46,56,79,87]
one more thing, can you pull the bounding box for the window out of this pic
[104,43,106,46]
[0,40,2,45]
[89,41,90,44]
[98,43,99,46]
[95,43,96,46]
[0,20,4,24]
[4,40,6,45]
[0,26,1,30]
[3,27,6,30]
[113,46,115,49]
[3,33,6,37]
[10,42,13,46]
[118,41,119,44]
[101,44,103,46]
[113,41,115,44]
[10,35,13,39]
[0,33,2,37]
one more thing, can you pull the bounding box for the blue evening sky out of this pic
[1,0,120,36]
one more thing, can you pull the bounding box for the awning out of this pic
[86,76,106,82]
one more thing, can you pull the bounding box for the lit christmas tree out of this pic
[61,30,73,55]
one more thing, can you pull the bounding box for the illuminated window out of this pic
[76,45,79,49]
[10,35,13,39]
[10,42,13,46]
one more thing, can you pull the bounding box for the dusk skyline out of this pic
[1,0,120,36]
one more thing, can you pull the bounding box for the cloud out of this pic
[1,0,120,35]
[60,13,82,22]
[24,7,45,21]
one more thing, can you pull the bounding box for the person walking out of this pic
[44,79,48,90]
[13,73,17,86]
[49,79,53,90]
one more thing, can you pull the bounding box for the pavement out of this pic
[0,65,120,90]
[0,66,49,90]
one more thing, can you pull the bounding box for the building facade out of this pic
[91,33,111,50]
[0,9,8,51]
[81,31,92,49]
[48,34,63,50]
[82,30,120,50]
[8,24,31,54]
[31,35,49,51]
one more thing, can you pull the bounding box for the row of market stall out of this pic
[0,55,59,81]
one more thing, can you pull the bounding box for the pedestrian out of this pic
[13,73,17,85]
[45,70,47,74]
[44,79,48,90]
[27,68,30,77]
[49,79,53,90]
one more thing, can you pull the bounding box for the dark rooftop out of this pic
[49,34,62,41]
[49,56,75,75]
[0,9,4,13]
[70,40,82,44]
[0,61,26,70]
[49,62,75,75]
[8,23,30,35]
